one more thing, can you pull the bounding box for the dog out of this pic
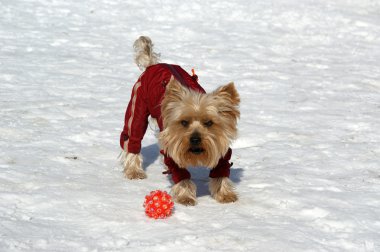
[120,36,240,206]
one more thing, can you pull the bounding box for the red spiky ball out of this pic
[143,190,174,219]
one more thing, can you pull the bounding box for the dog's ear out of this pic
[212,82,240,119]
[213,82,240,106]
[164,75,188,102]
[161,76,189,123]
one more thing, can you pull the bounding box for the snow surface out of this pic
[1,0,380,251]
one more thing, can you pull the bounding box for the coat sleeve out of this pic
[120,81,149,154]
[209,148,232,178]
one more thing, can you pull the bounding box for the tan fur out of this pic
[159,78,240,169]
[209,177,238,203]
[133,36,160,70]
[171,179,197,206]
[121,151,147,179]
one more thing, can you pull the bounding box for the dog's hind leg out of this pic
[121,152,147,179]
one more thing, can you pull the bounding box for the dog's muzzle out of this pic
[189,132,204,154]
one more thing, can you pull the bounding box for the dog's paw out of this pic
[176,195,197,206]
[171,179,197,206]
[213,189,238,203]
[209,177,238,204]
[124,169,147,180]
[121,152,147,180]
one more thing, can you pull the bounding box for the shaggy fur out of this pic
[133,36,160,70]
[159,77,240,169]
[209,177,238,203]
[171,179,197,206]
[121,152,146,179]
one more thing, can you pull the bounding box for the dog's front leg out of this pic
[171,179,197,206]
[209,177,238,203]
[121,152,147,179]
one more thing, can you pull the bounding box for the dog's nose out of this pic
[190,133,201,145]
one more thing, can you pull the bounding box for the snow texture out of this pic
[1,0,380,251]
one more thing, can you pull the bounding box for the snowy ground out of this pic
[1,0,380,251]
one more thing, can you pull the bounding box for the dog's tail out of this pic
[133,36,160,70]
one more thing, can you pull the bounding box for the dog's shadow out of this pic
[141,143,160,171]
[141,143,244,198]
[189,167,244,197]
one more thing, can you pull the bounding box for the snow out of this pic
[1,0,380,251]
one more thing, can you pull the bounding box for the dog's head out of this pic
[159,77,240,168]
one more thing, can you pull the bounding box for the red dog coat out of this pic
[120,63,232,184]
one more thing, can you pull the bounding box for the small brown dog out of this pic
[120,36,240,205]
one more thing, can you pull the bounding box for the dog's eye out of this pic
[181,120,189,127]
[204,120,213,127]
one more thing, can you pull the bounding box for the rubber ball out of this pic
[143,190,174,219]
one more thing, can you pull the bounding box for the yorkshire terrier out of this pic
[120,36,240,206]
